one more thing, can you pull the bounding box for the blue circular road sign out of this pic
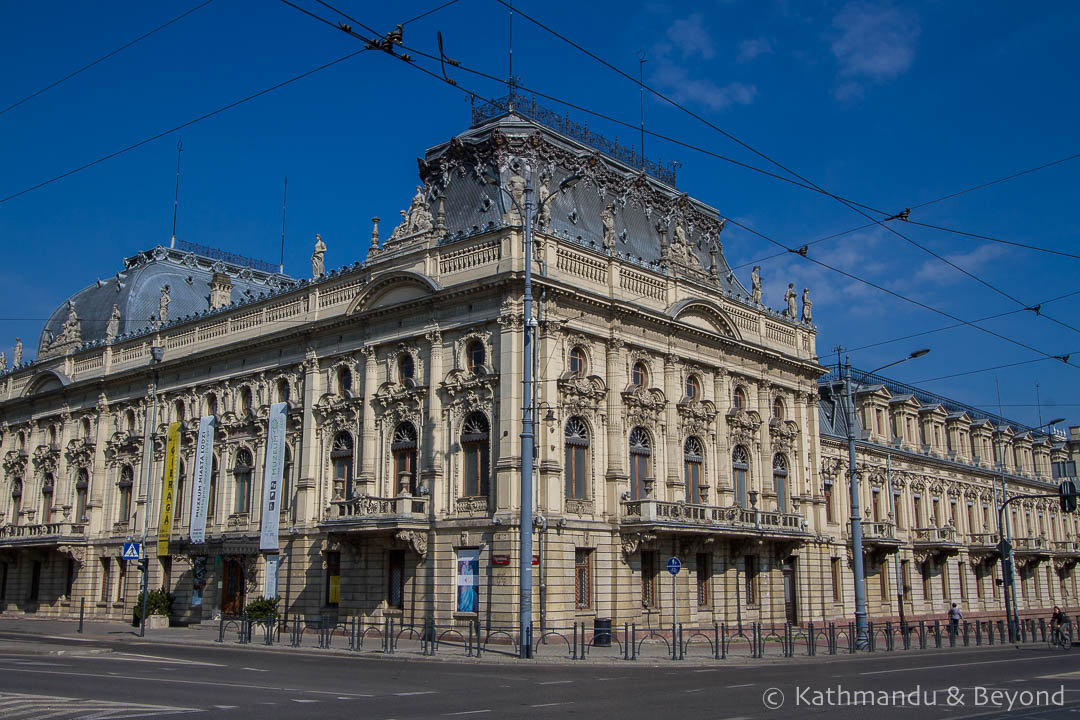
[667,556,681,575]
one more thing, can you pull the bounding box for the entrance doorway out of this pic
[782,558,798,625]
[222,558,245,616]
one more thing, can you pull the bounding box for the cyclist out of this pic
[1051,606,1071,647]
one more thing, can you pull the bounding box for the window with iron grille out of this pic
[696,553,711,608]
[744,555,758,606]
[575,549,592,610]
[388,550,405,609]
[641,551,657,609]
[831,557,842,602]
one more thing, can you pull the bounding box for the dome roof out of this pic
[38,243,294,358]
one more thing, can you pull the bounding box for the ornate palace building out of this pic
[0,100,1075,630]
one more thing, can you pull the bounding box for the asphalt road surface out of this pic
[0,629,1077,720]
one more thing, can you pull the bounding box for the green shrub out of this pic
[244,596,280,620]
[134,587,173,619]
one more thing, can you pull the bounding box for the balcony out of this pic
[620,499,809,542]
[323,494,429,532]
[1053,540,1080,557]
[862,521,902,551]
[0,522,86,548]
[912,526,962,560]
[968,532,1001,558]
[1012,536,1051,558]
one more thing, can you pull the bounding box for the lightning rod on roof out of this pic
[280,176,288,275]
[170,138,183,248]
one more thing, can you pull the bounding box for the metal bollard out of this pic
[78,598,85,634]
[678,623,684,660]
[625,623,631,661]
[714,622,721,660]
[632,623,638,661]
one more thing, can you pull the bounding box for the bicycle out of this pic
[1048,622,1072,651]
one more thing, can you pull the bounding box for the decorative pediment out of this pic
[677,398,716,436]
[64,438,94,468]
[31,445,59,475]
[768,417,800,450]
[440,369,497,422]
[557,374,607,413]
[726,408,762,445]
[2,450,27,477]
[622,386,666,427]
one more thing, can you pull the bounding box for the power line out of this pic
[912,354,1078,384]
[909,153,1080,210]
[902,219,1080,260]
[0,0,216,117]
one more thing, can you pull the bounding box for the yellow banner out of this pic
[157,422,181,556]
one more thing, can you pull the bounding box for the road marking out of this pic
[308,691,374,697]
[531,703,571,708]
[538,680,573,685]
[213,705,237,710]
[726,683,753,688]
[96,654,226,667]
[0,666,342,693]
[291,699,319,703]
[445,711,491,716]
[242,667,269,672]
[395,691,438,696]
[685,688,704,693]
[693,668,719,673]
[860,654,1067,675]
[0,690,198,719]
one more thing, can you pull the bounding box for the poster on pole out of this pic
[456,549,480,613]
[259,402,288,551]
[264,553,279,599]
[157,422,182,556]
[188,415,215,544]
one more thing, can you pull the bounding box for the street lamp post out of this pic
[138,345,164,637]
[842,348,928,649]
[484,167,579,659]
[997,416,1064,642]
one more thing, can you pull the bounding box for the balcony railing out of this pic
[913,526,959,544]
[968,532,1001,547]
[332,495,428,520]
[863,521,897,539]
[1053,540,1080,555]
[621,499,804,533]
[1012,536,1050,553]
[0,522,86,542]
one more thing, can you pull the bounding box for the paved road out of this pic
[0,628,1076,719]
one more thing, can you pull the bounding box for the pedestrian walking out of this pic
[948,603,963,638]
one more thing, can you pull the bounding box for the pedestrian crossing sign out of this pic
[122,542,142,561]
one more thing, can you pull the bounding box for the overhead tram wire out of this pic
[0,0,217,117]
[911,354,1080,384]
[0,0,462,206]
[279,5,1080,373]
[487,0,1080,336]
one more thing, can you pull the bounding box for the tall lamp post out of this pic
[997,417,1064,642]
[842,348,929,649]
[483,167,579,658]
[138,345,164,637]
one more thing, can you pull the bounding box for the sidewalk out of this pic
[0,615,1050,667]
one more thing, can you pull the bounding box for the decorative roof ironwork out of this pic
[471,93,678,186]
[175,239,278,274]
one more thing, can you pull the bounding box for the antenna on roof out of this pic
[170,138,183,248]
[638,50,647,167]
[280,176,288,275]
[1035,381,1043,428]
[507,1,514,110]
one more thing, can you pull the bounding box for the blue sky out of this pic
[1,0,1077,430]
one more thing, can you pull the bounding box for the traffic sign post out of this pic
[668,557,681,660]
[122,542,142,561]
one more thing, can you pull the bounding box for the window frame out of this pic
[564,417,590,500]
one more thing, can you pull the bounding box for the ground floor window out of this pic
[325,551,340,607]
[641,551,657,609]
[744,556,758,606]
[901,560,912,602]
[65,559,76,598]
[575,549,593,610]
[696,554,711,608]
[831,557,842,602]
[29,561,41,602]
[100,558,111,602]
[388,550,404,609]
[117,559,127,602]
[921,561,932,603]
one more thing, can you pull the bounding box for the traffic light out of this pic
[1060,479,1078,514]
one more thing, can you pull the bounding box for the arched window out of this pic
[205,393,219,418]
[75,469,88,523]
[733,387,747,411]
[773,397,785,421]
[462,413,490,497]
[629,427,652,500]
[392,422,418,495]
[564,417,590,500]
[10,478,22,526]
[80,417,92,440]
[631,361,648,389]
[276,378,291,405]
[772,454,788,512]
[233,449,253,514]
[207,455,219,519]
[41,474,54,524]
[174,399,186,424]
[238,387,253,417]
[466,341,486,373]
[398,354,415,384]
[685,375,701,401]
[124,409,137,433]
[336,366,352,397]
[684,437,704,504]
[732,445,750,508]
[331,432,354,500]
[118,465,134,524]
[568,346,587,378]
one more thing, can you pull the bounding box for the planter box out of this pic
[145,615,170,630]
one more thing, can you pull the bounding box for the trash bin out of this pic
[594,618,612,647]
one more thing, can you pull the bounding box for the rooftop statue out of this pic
[751,266,763,305]
[0,351,5,372]
[391,186,434,241]
[158,286,171,325]
[601,202,616,251]
[106,305,121,342]
[785,283,797,320]
[12,338,21,366]
[312,234,326,278]
[802,287,813,324]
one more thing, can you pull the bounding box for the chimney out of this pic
[209,272,233,310]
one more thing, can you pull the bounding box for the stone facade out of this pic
[0,111,1074,630]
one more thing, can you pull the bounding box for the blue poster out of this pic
[456,549,479,613]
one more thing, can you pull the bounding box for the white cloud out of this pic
[737,36,774,63]
[666,13,715,59]
[649,14,756,111]
[912,243,1009,285]
[829,1,920,100]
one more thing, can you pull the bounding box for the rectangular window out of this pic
[1047,566,1055,601]
[100,558,111,602]
[941,562,950,601]
[872,490,881,522]
[931,498,940,526]
[913,495,922,527]
[922,561,932,603]
[901,560,912,602]
[879,560,889,600]
[992,563,1000,599]
[575,549,592,610]
[831,558,842,602]
[65,558,76,598]
[117,559,127,602]
[894,493,904,529]
[907,418,914,442]
[29,561,41,602]
[744,555,758,606]
[875,409,884,435]
[975,564,984,599]
[696,553,711,608]
[824,483,834,523]
[957,561,966,600]
[388,550,404,610]
[641,551,657,609]
[950,501,958,528]
[160,557,172,592]
[325,551,340,607]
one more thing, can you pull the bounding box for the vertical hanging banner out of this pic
[456,549,480,613]
[259,402,288,551]
[189,415,215,544]
[157,422,182,556]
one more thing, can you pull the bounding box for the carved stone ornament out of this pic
[768,417,800,451]
[58,544,87,566]
[65,437,95,469]
[32,445,59,476]
[622,386,666,427]
[557,374,607,414]
[2,450,27,478]
[726,408,762,445]
[389,186,435,243]
[677,398,716,437]
[396,530,429,560]
[620,531,658,558]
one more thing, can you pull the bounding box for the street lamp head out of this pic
[1048,418,1066,427]
[150,346,164,363]
[558,174,582,191]
[909,348,931,359]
